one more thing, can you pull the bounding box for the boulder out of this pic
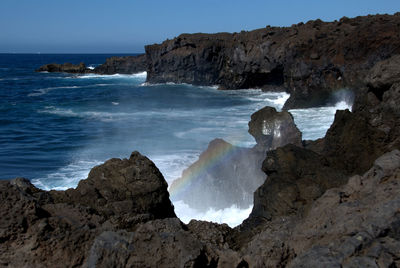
[51,151,176,227]
[248,106,302,152]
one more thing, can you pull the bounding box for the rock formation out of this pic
[145,13,400,109]
[35,54,147,75]
[93,54,147,74]
[248,106,302,152]
[170,107,301,211]
[36,62,88,73]
[0,152,176,266]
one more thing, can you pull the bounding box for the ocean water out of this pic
[0,54,351,227]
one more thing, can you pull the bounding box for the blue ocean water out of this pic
[0,54,351,226]
[0,54,289,187]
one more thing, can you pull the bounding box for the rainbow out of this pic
[168,136,249,199]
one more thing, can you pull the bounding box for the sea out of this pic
[0,54,352,227]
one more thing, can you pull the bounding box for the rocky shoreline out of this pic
[4,13,400,267]
[38,13,400,110]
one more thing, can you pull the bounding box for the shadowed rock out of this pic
[0,152,176,266]
[93,54,147,74]
[249,144,348,222]
[36,62,88,73]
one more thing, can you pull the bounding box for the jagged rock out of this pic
[145,13,400,109]
[248,106,302,152]
[93,54,147,74]
[366,54,400,96]
[36,62,88,73]
[234,150,400,267]
[51,151,176,227]
[0,178,103,267]
[249,144,348,222]
[169,138,265,211]
[0,152,178,267]
[313,55,400,175]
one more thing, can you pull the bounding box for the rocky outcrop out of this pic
[145,13,400,109]
[35,54,147,75]
[249,144,348,223]
[248,106,302,152]
[236,150,400,267]
[93,54,147,74]
[0,152,176,267]
[36,62,88,73]
[170,106,302,211]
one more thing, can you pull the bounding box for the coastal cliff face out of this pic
[145,13,400,109]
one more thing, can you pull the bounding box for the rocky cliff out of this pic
[145,13,400,109]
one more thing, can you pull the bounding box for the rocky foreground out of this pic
[9,12,400,267]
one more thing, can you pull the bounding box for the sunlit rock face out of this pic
[248,106,302,153]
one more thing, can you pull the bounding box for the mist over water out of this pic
[0,54,352,227]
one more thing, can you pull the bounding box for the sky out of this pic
[0,0,399,53]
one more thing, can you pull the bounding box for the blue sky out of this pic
[1,0,399,53]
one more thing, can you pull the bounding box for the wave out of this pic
[173,200,252,227]
[38,106,134,122]
[76,71,147,80]
[28,86,79,96]
[31,159,103,191]
[28,84,111,97]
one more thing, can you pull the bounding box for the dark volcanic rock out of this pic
[249,144,348,222]
[309,55,400,175]
[93,54,147,74]
[234,150,400,267]
[51,151,176,228]
[145,13,400,109]
[36,62,88,73]
[248,106,302,152]
[36,54,147,75]
[0,152,178,267]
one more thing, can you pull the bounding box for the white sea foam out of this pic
[290,100,352,140]
[76,71,147,80]
[111,102,119,105]
[149,152,200,184]
[38,106,132,122]
[173,200,252,227]
[28,86,79,96]
[31,159,103,191]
